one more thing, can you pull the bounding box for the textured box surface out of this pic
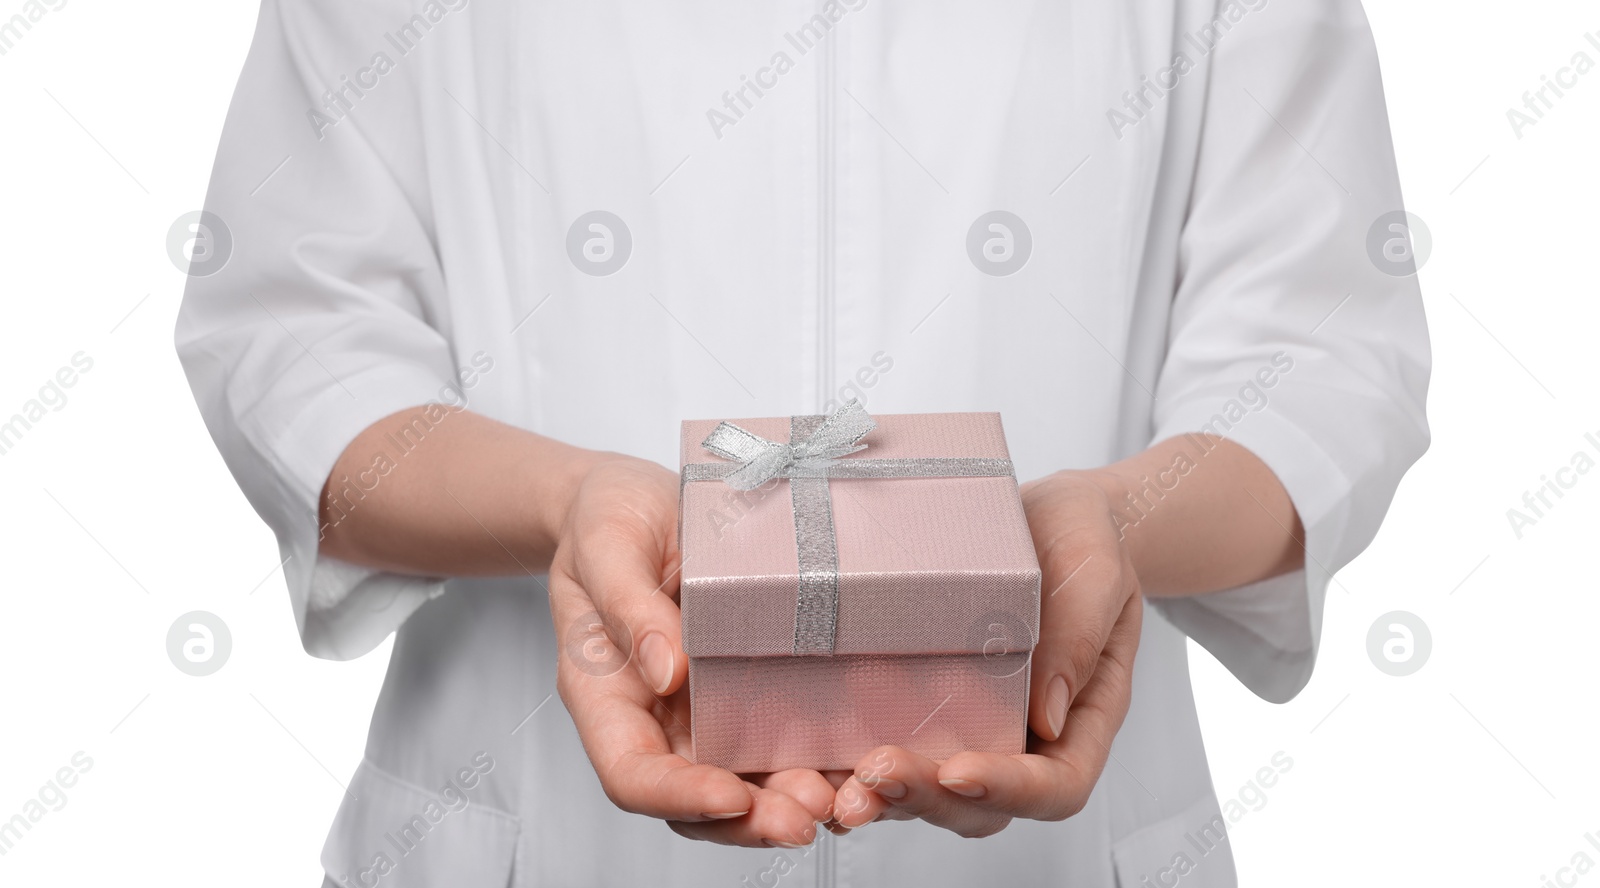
[679,411,1041,772]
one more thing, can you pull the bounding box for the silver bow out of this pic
[700,400,878,491]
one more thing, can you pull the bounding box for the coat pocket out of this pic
[320,758,520,888]
[1110,792,1239,888]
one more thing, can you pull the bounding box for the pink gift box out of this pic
[678,408,1041,772]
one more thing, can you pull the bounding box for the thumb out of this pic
[1027,548,1131,743]
[580,527,687,697]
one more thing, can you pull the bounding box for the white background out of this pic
[1,1,1596,885]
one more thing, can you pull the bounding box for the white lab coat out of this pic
[177,0,1429,885]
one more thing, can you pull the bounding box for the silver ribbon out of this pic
[686,400,1014,656]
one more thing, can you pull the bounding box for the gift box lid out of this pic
[678,410,1041,659]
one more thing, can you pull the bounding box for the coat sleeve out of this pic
[1146,0,1431,702]
[175,0,459,660]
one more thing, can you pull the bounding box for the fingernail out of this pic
[939,778,987,799]
[702,811,747,820]
[866,777,906,799]
[1046,675,1069,740]
[766,840,806,850]
[639,632,675,695]
[839,807,875,829]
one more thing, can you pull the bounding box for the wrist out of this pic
[1028,465,1152,580]
[523,442,612,554]
[1029,467,1130,520]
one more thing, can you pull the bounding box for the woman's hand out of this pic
[830,471,1143,837]
[318,408,842,847]
[829,435,1303,837]
[548,457,838,848]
